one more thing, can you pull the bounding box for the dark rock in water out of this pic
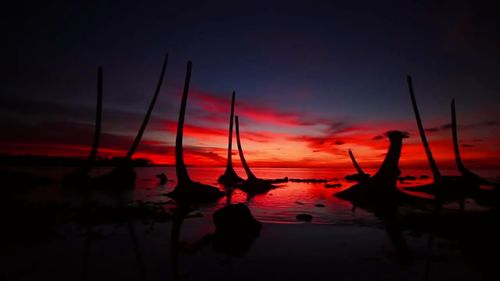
[2,169,52,189]
[62,169,90,188]
[315,204,325,208]
[398,175,417,183]
[296,213,313,222]
[345,173,370,182]
[289,178,328,183]
[213,203,261,234]
[168,181,225,203]
[156,173,168,185]
[325,183,342,188]
[295,201,305,205]
[269,177,288,183]
[91,166,136,189]
[217,171,244,186]
[237,178,276,195]
[420,175,429,179]
[212,203,261,256]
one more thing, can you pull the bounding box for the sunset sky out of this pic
[2,1,499,170]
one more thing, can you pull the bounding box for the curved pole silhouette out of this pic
[90,54,168,189]
[175,61,193,186]
[349,149,365,175]
[234,116,257,180]
[168,61,224,202]
[218,91,243,185]
[451,99,488,185]
[407,75,441,182]
[373,131,408,184]
[62,67,104,187]
[233,116,277,195]
[87,67,103,165]
[344,149,370,182]
[126,53,169,160]
[451,100,465,174]
[226,92,236,170]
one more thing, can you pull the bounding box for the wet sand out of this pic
[3,219,489,281]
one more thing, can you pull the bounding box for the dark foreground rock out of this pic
[156,173,168,185]
[296,213,313,222]
[212,203,261,256]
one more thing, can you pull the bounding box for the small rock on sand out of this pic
[296,214,313,222]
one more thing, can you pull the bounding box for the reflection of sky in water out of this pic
[14,166,493,225]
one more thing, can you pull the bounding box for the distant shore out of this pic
[0,154,169,167]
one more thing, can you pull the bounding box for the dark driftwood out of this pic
[88,67,103,164]
[167,61,224,202]
[451,100,489,185]
[91,54,169,189]
[126,54,169,159]
[407,75,441,182]
[235,116,257,181]
[336,131,429,211]
[217,91,244,185]
[405,98,498,207]
[403,78,499,208]
[234,116,276,194]
[344,149,370,182]
[349,149,364,175]
[62,67,104,187]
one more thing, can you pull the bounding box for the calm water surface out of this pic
[15,166,497,224]
[4,166,500,281]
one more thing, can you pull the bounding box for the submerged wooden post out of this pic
[126,53,169,160]
[218,91,243,184]
[407,75,442,182]
[225,91,237,171]
[175,61,193,186]
[451,99,488,188]
[348,149,366,175]
[87,67,103,164]
[169,61,224,201]
[451,99,466,174]
[373,131,408,185]
[235,116,257,180]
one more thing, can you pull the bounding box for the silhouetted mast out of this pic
[125,53,169,159]
[407,75,441,181]
[235,116,257,180]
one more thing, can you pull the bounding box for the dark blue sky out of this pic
[1,0,499,166]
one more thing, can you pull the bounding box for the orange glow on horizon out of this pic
[1,89,498,171]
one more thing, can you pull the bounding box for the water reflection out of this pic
[3,166,500,280]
